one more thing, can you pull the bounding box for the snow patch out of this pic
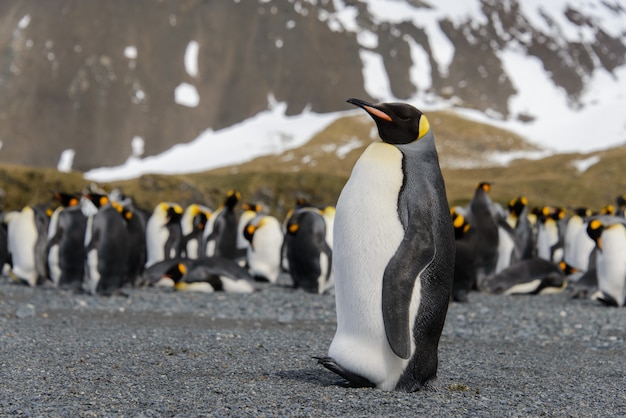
[360,50,393,102]
[84,100,338,182]
[124,46,137,60]
[18,15,31,30]
[336,137,363,159]
[57,149,75,173]
[571,155,600,173]
[174,83,199,107]
[131,136,145,158]
[184,41,199,78]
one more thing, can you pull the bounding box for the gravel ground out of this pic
[0,274,624,417]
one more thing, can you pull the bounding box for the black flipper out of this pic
[381,219,435,360]
[314,357,376,388]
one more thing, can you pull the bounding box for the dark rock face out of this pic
[0,0,624,170]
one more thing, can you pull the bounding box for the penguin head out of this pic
[569,207,591,218]
[244,222,257,244]
[193,212,208,231]
[347,98,430,145]
[84,193,109,209]
[600,204,615,215]
[586,219,605,250]
[476,182,492,193]
[450,209,471,240]
[508,196,528,218]
[617,194,626,209]
[242,202,262,213]
[54,192,80,208]
[167,263,187,284]
[559,261,578,275]
[166,204,184,224]
[224,190,241,209]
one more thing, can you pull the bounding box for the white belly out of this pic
[596,225,626,306]
[328,142,409,390]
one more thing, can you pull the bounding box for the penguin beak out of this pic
[347,98,392,122]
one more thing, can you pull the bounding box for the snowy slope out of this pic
[84,0,626,182]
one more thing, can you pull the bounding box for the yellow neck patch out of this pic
[418,115,430,139]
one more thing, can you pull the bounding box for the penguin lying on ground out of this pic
[175,257,255,293]
[317,98,454,392]
[480,258,567,295]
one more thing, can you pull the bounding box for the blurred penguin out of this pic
[586,217,626,307]
[181,203,211,259]
[616,195,626,218]
[283,207,333,293]
[174,256,255,293]
[243,214,283,283]
[507,196,535,260]
[145,202,184,268]
[82,193,130,295]
[465,182,499,287]
[451,208,475,302]
[237,202,262,257]
[563,207,594,272]
[202,190,241,261]
[47,192,86,288]
[536,206,565,263]
[5,205,49,286]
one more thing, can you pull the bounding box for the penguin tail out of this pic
[313,356,376,388]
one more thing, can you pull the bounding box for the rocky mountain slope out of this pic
[1,0,625,171]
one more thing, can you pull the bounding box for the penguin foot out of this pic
[313,356,376,388]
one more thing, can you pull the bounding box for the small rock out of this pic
[16,303,36,319]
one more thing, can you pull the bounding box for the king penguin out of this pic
[465,182,499,287]
[82,193,130,295]
[202,190,242,261]
[47,192,86,288]
[5,205,49,287]
[586,217,626,307]
[244,214,285,283]
[317,98,455,391]
[145,202,184,268]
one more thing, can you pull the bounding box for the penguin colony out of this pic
[451,184,626,308]
[1,188,335,296]
[2,98,625,393]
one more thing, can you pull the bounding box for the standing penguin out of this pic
[145,202,184,268]
[202,190,241,261]
[82,193,130,295]
[237,203,262,256]
[180,203,211,259]
[507,196,535,260]
[450,208,475,302]
[5,206,49,287]
[283,207,333,293]
[317,98,454,391]
[465,182,499,287]
[47,192,86,288]
[244,214,285,283]
[536,206,564,263]
[586,218,626,307]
